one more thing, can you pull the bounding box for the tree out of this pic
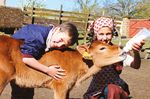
[75,0,100,14]
[103,0,139,18]
[134,0,150,18]
[19,0,46,8]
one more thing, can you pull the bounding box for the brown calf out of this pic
[0,35,126,99]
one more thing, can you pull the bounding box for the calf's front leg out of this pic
[76,65,101,86]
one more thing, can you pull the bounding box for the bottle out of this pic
[123,28,150,52]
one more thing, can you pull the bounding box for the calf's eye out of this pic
[99,47,106,50]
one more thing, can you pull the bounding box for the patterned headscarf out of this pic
[88,17,115,34]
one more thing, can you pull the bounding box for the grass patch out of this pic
[72,37,150,49]
[112,38,150,49]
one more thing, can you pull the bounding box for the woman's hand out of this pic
[132,40,145,52]
[46,65,66,80]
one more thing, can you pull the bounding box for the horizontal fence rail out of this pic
[23,7,122,43]
[0,6,122,43]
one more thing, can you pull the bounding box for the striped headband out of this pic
[88,17,114,34]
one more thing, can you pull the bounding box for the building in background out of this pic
[129,19,150,38]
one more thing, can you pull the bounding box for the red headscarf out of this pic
[88,17,115,34]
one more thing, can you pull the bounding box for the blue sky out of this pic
[6,0,77,11]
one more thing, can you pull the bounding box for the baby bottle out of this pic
[123,28,150,52]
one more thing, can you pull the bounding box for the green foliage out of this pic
[102,0,139,18]
[85,0,150,19]
[75,0,99,14]
[19,0,46,8]
[76,0,150,18]
[133,0,150,18]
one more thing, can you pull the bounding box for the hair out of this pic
[59,22,79,45]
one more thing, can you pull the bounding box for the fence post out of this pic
[58,5,63,24]
[83,13,90,44]
[31,7,35,24]
[31,1,35,24]
[120,17,129,38]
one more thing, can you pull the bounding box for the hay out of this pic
[0,6,24,28]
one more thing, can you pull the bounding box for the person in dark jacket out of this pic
[84,17,144,99]
[10,22,79,99]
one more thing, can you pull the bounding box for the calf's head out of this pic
[77,41,126,67]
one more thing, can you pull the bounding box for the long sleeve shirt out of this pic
[12,24,53,59]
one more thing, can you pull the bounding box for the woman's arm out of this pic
[130,41,144,69]
[130,50,141,69]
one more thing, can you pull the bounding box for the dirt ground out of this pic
[1,54,150,99]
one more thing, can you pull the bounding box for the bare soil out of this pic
[1,55,150,99]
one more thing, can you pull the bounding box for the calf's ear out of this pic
[76,45,89,54]
[77,45,92,60]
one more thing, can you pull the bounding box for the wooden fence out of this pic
[23,7,105,42]
[23,7,100,30]
[0,6,123,42]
